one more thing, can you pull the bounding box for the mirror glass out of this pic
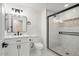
[5,13,27,33]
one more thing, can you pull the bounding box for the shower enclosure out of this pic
[47,4,79,56]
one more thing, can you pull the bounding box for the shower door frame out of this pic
[47,3,79,56]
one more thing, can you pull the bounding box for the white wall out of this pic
[0,4,2,42]
[0,3,3,56]
[41,9,54,50]
[0,3,5,56]
[41,9,47,49]
[5,3,41,37]
[0,4,5,43]
[46,9,54,16]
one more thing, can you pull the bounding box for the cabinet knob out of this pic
[17,45,21,49]
[29,39,32,41]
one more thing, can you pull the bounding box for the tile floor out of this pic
[42,49,58,56]
[30,48,58,56]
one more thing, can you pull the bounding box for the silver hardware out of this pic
[17,45,21,49]
[16,40,21,42]
[30,42,34,48]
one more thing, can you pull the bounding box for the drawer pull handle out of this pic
[17,45,21,49]
[16,40,21,42]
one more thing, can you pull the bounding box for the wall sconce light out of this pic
[21,10,23,12]
[12,8,15,11]
[27,21,31,25]
[12,8,23,13]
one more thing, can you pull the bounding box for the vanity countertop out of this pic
[5,35,39,39]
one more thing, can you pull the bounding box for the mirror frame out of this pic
[5,13,27,33]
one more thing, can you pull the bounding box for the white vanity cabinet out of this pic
[20,42,30,56]
[19,37,30,56]
[4,43,18,56]
[0,41,4,56]
[0,45,3,56]
[4,38,18,56]
[4,37,30,56]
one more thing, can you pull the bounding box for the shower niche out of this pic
[5,13,27,33]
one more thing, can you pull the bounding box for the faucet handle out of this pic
[20,33,22,35]
[29,39,32,41]
[14,33,16,35]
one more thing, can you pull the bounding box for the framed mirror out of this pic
[5,13,27,33]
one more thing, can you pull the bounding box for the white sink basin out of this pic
[5,35,38,39]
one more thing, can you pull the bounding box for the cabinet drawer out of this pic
[5,37,29,44]
[4,39,17,44]
[20,37,29,43]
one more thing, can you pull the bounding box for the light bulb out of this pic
[64,4,69,8]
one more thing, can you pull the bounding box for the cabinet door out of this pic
[20,43,30,56]
[0,45,3,56]
[4,44,18,56]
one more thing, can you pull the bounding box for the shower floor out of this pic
[30,48,58,56]
[49,46,79,56]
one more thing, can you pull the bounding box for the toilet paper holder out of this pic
[2,42,8,48]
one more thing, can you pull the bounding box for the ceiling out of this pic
[6,3,77,13]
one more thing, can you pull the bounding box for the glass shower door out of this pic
[48,15,79,56]
[48,16,63,56]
